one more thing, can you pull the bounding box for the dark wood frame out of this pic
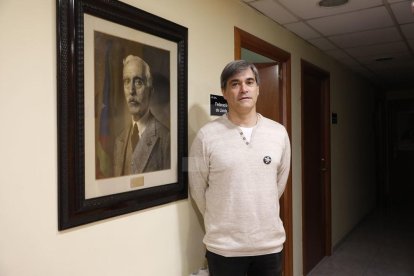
[301,59,332,274]
[57,0,188,230]
[234,27,293,276]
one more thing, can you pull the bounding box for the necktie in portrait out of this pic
[131,123,139,149]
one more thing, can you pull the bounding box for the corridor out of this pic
[308,203,414,276]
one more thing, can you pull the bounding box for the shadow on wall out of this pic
[179,103,211,274]
[188,104,212,145]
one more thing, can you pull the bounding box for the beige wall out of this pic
[0,0,377,275]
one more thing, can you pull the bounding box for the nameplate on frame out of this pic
[130,176,144,188]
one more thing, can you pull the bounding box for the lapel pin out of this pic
[263,156,272,165]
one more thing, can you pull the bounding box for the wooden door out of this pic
[256,61,293,275]
[255,62,280,121]
[236,27,292,276]
[301,60,331,275]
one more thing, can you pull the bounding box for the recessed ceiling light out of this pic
[375,57,393,62]
[318,0,349,7]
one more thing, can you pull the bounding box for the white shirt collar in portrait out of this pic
[131,110,150,137]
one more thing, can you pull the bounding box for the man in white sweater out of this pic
[189,60,291,275]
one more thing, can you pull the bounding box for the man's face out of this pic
[123,60,152,120]
[222,68,259,115]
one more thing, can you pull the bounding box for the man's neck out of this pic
[132,110,151,132]
[227,110,258,127]
[132,110,150,124]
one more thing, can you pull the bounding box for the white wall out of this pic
[330,72,377,245]
[0,0,377,275]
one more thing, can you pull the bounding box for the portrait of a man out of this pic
[113,55,170,176]
[94,31,171,179]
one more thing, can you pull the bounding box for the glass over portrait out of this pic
[83,15,178,199]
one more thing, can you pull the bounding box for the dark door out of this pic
[301,60,331,275]
[387,99,414,205]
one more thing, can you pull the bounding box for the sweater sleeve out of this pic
[188,131,209,216]
[277,130,291,198]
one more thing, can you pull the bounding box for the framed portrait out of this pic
[57,0,188,230]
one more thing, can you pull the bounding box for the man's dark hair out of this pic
[220,60,260,89]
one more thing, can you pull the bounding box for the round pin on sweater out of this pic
[263,156,272,164]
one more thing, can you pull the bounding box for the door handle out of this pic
[321,158,327,172]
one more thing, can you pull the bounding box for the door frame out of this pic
[301,59,332,274]
[234,27,293,276]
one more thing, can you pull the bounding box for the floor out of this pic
[308,202,414,276]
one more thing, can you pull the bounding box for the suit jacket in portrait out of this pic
[113,112,171,176]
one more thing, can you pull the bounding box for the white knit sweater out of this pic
[189,114,291,257]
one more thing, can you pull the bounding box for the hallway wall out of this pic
[330,74,377,246]
[0,0,377,275]
[385,90,414,206]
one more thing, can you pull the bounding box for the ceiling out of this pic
[242,0,414,90]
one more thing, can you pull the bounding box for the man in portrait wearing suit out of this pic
[113,55,170,176]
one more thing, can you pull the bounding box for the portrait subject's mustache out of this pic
[128,97,140,104]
